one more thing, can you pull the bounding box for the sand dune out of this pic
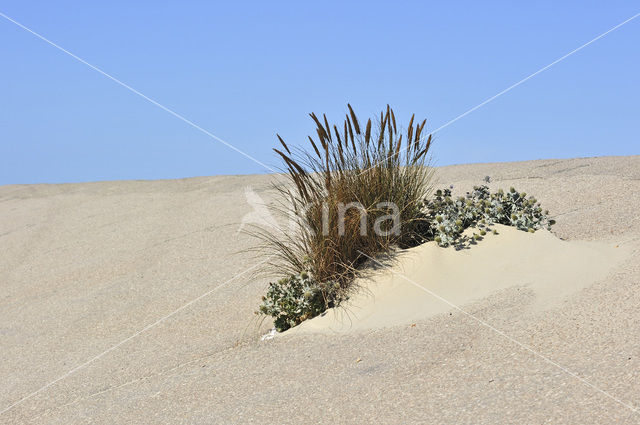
[287,225,629,334]
[1,156,639,424]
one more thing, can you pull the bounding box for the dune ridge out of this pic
[1,156,639,424]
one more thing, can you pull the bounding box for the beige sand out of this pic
[1,156,639,424]
[287,225,629,334]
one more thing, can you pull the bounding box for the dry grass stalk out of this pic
[252,104,434,304]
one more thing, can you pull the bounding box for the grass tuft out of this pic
[251,105,434,325]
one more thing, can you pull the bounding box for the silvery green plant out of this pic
[421,189,470,246]
[257,270,340,332]
[422,183,555,248]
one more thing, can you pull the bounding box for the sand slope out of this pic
[288,225,629,334]
[1,156,639,424]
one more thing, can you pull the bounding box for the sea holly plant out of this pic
[421,184,556,248]
[258,270,339,332]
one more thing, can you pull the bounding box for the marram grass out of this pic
[250,105,435,328]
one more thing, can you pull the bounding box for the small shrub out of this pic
[422,184,555,247]
[258,271,338,332]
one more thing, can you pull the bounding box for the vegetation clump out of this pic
[258,271,331,332]
[253,104,434,330]
[254,105,556,332]
[422,184,555,248]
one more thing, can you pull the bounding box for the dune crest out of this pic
[285,224,628,335]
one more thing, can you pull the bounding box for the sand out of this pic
[287,225,630,335]
[1,155,639,424]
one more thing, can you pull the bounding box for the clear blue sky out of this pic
[1,1,638,184]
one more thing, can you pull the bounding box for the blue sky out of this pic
[1,1,638,184]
